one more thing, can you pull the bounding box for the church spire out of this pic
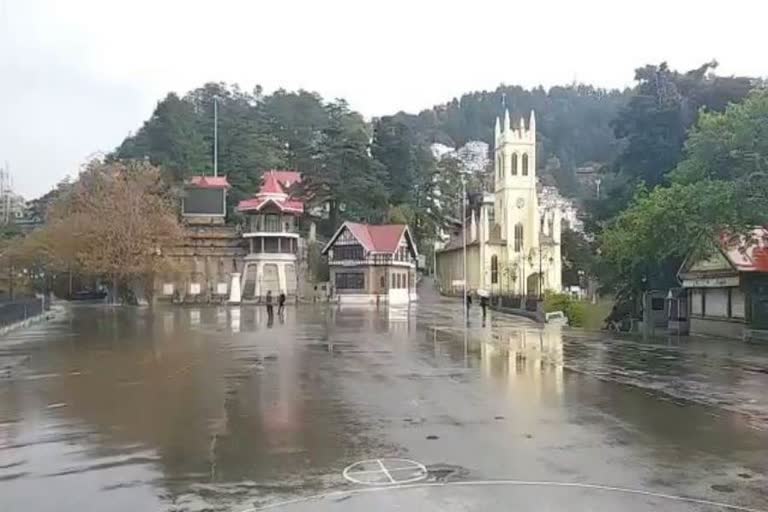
[494,116,501,140]
[529,110,536,136]
[503,109,510,132]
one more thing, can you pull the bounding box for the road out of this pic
[1,284,767,511]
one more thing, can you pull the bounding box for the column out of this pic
[261,237,265,253]
[278,237,282,253]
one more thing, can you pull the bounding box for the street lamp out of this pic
[461,175,467,326]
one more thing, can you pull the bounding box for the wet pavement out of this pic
[1,284,768,511]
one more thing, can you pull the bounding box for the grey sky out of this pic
[1,0,765,199]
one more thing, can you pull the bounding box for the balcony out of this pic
[246,236,298,256]
[242,213,299,238]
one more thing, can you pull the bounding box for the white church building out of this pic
[435,110,563,296]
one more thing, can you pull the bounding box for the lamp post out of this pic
[461,176,467,326]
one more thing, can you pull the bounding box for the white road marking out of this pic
[241,479,768,512]
[375,458,395,484]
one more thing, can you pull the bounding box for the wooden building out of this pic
[322,222,418,305]
[678,228,768,340]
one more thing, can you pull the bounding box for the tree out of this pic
[302,101,388,232]
[601,89,768,293]
[592,62,754,224]
[32,160,183,302]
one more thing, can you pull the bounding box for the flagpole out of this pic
[213,97,218,177]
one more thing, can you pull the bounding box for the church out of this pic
[435,110,563,296]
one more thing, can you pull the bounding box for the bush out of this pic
[544,291,586,327]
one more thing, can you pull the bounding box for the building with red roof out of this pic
[678,227,768,339]
[182,175,231,224]
[236,171,305,300]
[322,221,419,305]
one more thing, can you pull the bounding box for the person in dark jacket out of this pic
[480,295,489,319]
[265,290,274,319]
[278,291,286,315]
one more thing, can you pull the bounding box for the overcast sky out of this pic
[1,0,765,199]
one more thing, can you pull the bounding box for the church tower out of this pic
[494,110,538,292]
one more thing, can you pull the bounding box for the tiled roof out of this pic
[260,172,285,194]
[323,222,417,256]
[721,227,768,272]
[236,170,304,214]
[237,197,303,213]
[188,176,231,189]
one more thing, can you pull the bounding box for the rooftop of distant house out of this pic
[187,176,231,189]
[323,221,418,256]
[237,170,303,214]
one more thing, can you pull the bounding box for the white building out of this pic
[435,110,562,296]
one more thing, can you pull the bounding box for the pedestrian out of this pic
[480,294,488,319]
[278,291,286,316]
[466,291,472,311]
[265,290,274,319]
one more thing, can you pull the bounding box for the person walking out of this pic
[278,291,286,316]
[480,294,489,319]
[465,291,472,312]
[265,290,274,319]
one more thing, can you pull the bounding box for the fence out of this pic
[0,298,44,329]
[492,294,540,313]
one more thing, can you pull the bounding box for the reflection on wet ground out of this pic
[1,290,768,511]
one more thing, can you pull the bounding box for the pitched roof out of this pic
[237,197,304,213]
[188,176,231,189]
[720,228,768,272]
[269,171,301,188]
[679,227,768,278]
[236,170,304,214]
[323,221,418,256]
[260,171,285,195]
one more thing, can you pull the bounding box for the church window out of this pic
[491,255,498,284]
[511,153,518,176]
[522,153,529,176]
[488,205,495,226]
[514,223,524,252]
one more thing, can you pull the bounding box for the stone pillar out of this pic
[228,273,242,304]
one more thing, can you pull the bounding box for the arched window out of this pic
[522,153,529,176]
[491,255,498,284]
[511,153,518,176]
[514,223,524,252]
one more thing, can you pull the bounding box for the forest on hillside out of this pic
[106,60,765,300]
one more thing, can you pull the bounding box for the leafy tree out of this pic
[601,89,768,293]
[302,101,388,231]
[592,61,753,224]
[28,161,183,302]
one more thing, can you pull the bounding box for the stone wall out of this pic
[154,224,246,303]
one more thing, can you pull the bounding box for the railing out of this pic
[491,294,540,312]
[0,298,44,328]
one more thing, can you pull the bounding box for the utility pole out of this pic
[462,176,467,326]
[213,97,218,177]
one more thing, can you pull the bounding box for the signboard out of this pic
[183,188,225,216]
[162,283,174,296]
[451,279,465,287]
[216,282,228,295]
[189,283,201,295]
[682,276,739,288]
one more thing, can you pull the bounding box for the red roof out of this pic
[324,222,417,256]
[260,172,285,195]
[720,227,768,272]
[188,176,231,189]
[269,171,301,188]
[236,170,304,214]
[237,197,303,213]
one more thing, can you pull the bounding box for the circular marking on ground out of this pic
[343,458,428,486]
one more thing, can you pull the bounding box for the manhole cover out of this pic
[343,458,428,486]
